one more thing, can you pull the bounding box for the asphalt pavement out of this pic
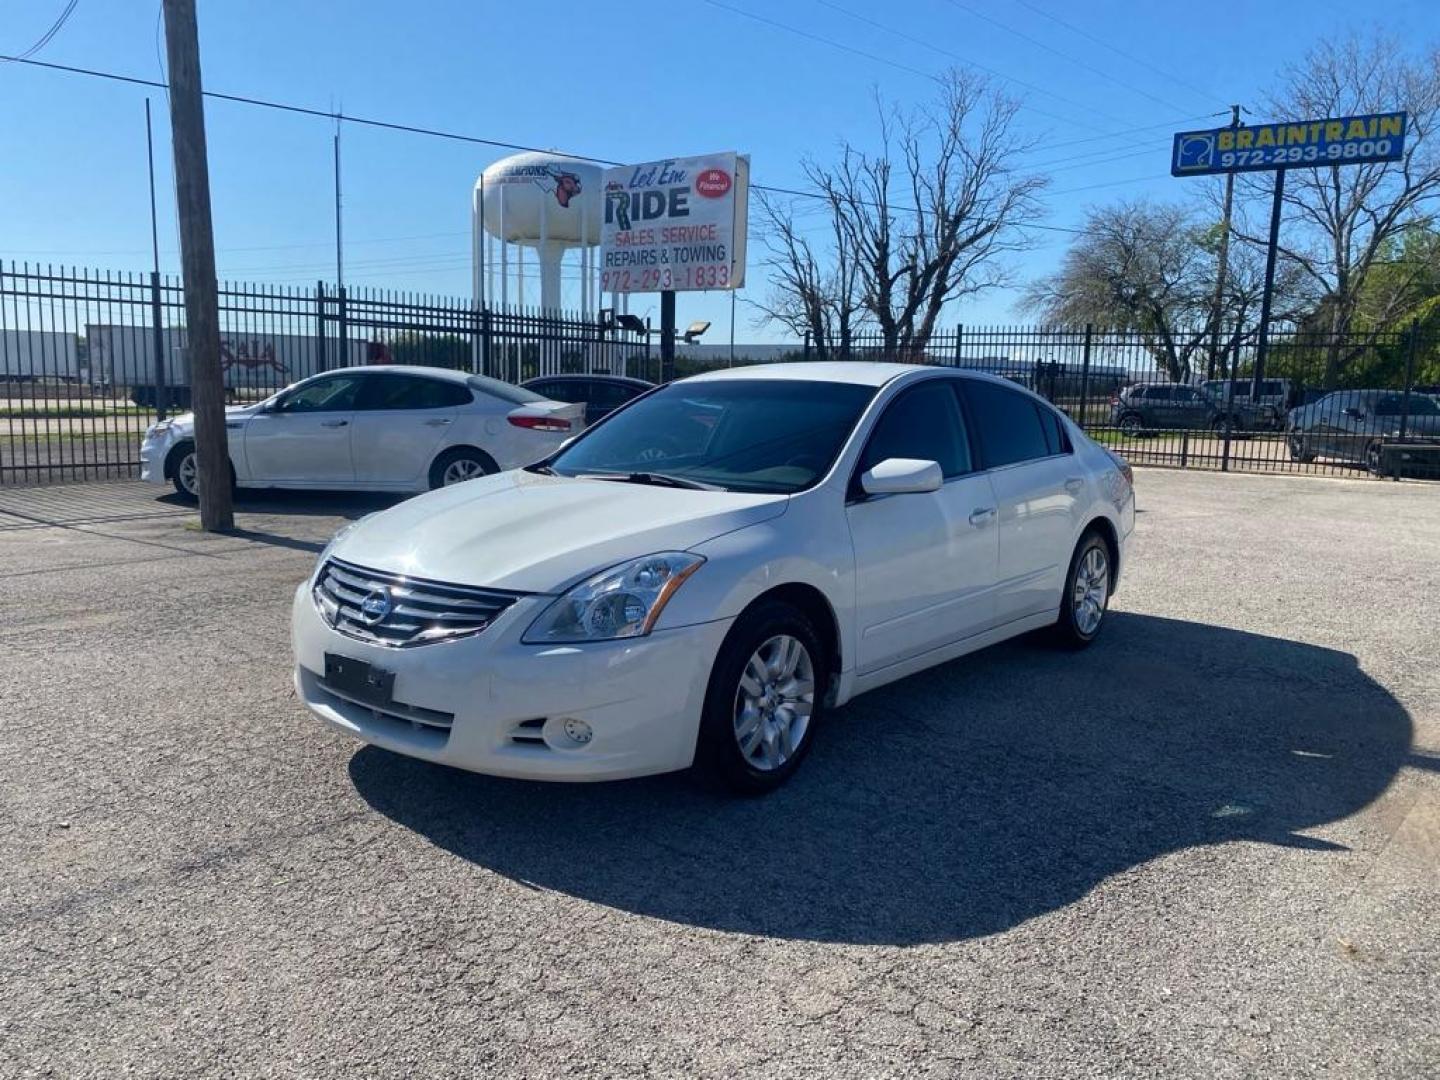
[1,471,1437,1078]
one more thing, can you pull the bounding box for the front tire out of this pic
[429,447,497,489]
[698,600,827,794]
[1288,432,1315,463]
[1053,531,1112,649]
[168,442,198,499]
[1117,413,1144,437]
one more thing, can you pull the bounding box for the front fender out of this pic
[655,505,856,676]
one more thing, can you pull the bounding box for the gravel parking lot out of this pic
[2,469,1437,1079]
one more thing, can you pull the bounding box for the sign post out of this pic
[1171,111,1407,395]
[600,151,750,381]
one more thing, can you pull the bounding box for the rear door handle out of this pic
[1065,477,1085,492]
[968,507,996,527]
[424,418,453,427]
[320,419,348,428]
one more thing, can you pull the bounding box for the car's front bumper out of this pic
[291,580,732,781]
[138,432,176,485]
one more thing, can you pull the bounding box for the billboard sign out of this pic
[600,151,749,293]
[1171,111,1407,176]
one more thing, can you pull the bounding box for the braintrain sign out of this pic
[600,151,749,293]
[1171,111,1407,176]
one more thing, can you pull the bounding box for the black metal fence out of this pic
[0,262,652,484]
[2,259,1437,485]
[789,323,1440,480]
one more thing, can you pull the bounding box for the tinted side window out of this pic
[962,380,1051,468]
[360,375,470,410]
[859,381,972,479]
[1038,406,1070,456]
[277,374,363,413]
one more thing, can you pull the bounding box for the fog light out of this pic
[562,718,593,745]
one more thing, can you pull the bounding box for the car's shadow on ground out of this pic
[348,612,1412,945]
[156,488,408,519]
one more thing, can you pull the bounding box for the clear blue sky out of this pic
[2,0,1436,341]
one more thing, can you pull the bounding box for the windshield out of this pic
[545,379,877,494]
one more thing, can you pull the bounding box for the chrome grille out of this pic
[313,558,523,647]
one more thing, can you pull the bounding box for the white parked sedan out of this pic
[292,362,1135,792]
[140,365,583,497]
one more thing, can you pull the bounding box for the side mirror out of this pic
[1342,406,1364,420]
[860,457,943,496]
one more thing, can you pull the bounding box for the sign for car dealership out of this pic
[600,151,749,293]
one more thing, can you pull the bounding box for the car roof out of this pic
[522,373,653,387]
[317,364,472,384]
[683,361,941,388]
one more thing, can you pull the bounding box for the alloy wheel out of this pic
[1072,545,1109,637]
[441,457,486,485]
[733,634,815,772]
[177,452,199,495]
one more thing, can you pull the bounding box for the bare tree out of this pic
[760,70,1047,359]
[1233,34,1440,381]
[1024,199,1308,380]
[753,190,864,359]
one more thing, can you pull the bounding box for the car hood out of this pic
[331,470,790,593]
[162,403,264,432]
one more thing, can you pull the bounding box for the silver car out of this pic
[1288,390,1440,472]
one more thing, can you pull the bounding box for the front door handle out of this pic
[424,418,453,427]
[968,507,996,527]
[320,419,348,428]
[1065,477,1085,492]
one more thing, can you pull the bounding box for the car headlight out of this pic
[145,421,173,440]
[523,552,705,644]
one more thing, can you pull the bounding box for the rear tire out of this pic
[429,447,497,490]
[1052,531,1112,650]
[1366,440,1386,477]
[697,600,827,795]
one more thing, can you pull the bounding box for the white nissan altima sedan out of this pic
[139,365,583,497]
[292,362,1135,792]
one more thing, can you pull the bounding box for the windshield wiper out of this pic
[574,471,725,491]
[527,463,557,475]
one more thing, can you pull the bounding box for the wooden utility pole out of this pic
[162,0,232,531]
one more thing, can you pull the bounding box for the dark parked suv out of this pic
[1105,385,1255,434]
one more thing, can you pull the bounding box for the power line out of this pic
[1049,173,1170,197]
[804,0,1133,129]
[0,53,1173,235]
[942,0,1196,115]
[4,0,79,62]
[1,51,1183,256]
[1011,0,1221,106]
[0,54,628,164]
